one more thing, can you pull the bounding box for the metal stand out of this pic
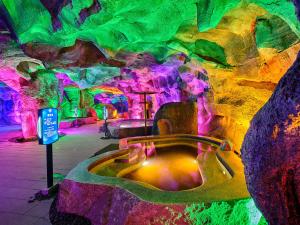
[143,93,147,135]
[28,183,58,203]
[74,117,79,127]
[100,119,113,139]
[28,143,56,203]
[132,91,157,136]
[46,144,53,188]
[74,107,79,127]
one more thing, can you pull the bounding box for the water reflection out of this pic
[124,145,202,191]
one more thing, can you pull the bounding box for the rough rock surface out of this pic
[294,0,300,17]
[51,179,266,225]
[241,2,300,223]
[1,0,298,62]
[241,52,300,224]
[0,1,299,146]
[22,40,125,69]
[40,0,101,31]
[39,0,73,31]
[196,0,240,32]
[50,197,92,225]
[0,82,20,125]
[255,14,299,51]
[105,54,210,120]
[194,39,230,66]
[51,180,190,225]
[0,36,59,138]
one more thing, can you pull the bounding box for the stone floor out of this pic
[0,123,118,225]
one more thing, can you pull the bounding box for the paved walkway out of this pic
[0,123,118,225]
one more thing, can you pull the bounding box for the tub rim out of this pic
[66,134,250,204]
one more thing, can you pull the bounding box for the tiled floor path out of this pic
[0,123,118,225]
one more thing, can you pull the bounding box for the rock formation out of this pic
[241,52,300,225]
[241,1,300,223]
[0,3,298,223]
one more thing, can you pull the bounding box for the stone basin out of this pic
[51,134,251,225]
[107,119,153,138]
[86,134,248,201]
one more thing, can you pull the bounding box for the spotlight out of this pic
[142,161,149,166]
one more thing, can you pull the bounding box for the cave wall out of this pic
[104,54,210,120]
[0,37,58,138]
[0,83,20,125]
[0,0,298,150]
[0,2,299,223]
[195,3,300,151]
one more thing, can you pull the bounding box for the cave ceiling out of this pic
[0,0,298,68]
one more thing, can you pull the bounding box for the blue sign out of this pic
[37,108,59,145]
[103,106,108,120]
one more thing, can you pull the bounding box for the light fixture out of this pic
[142,161,149,166]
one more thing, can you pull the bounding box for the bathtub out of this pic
[66,134,249,203]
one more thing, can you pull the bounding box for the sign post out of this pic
[101,106,112,139]
[103,106,108,121]
[46,144,53,188]
[37,108,59,188]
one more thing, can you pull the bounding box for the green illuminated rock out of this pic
[55,66,120,89]
[1,0,299,67]
[1,0,196,51]
[196,0,300,36]
[185,199,267,225]
[63,86,83,118]
[253,0,300,37]
[196,0,240,32]
[255,15,299,51]
[94,104,105,119]
[194,39,229,66]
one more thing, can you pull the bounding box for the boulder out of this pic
[241,53,300,224]
[152,101,198,135]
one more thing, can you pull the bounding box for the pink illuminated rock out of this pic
[0,66,39,138]
[105,53,213,129]
[125,202,188,225]
[0,40,60,139]
[50,179,190,225]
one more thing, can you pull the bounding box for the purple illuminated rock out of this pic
[40,0,101,31]
[77,0,102,26]
[105,54,210,121]
[50,180,190,225]
[241,53,300,224]
[241,2,300,224]
[40,0,73,31]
